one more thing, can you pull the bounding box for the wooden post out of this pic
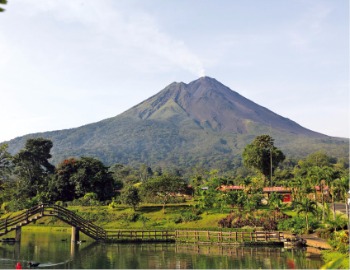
[71,226,80,242]
[15,226,21,242]
[70,241,77,258]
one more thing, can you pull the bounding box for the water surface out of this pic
[0,230,324,269]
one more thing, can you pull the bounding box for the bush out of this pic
[55,201,67,207]
[118,212,140,222]
[182,212,201,222]
[173,212,201,224]
[173,216,183,224]
[328,230,349,254]
[277,216,319,234]
[219,210,289,230]
[1,202,11,213]
[108,199,120,209]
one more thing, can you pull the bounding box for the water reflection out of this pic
[0,230,324,269]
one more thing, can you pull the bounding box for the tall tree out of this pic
[13,138,55,199]
[50,158,78,201]
[242,135,285,185]
[0,144,12,189]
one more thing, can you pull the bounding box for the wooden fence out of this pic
[175,230,284,244]
[104,229,284,244]
[106,230,175,242]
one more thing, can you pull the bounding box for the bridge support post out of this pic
[70,241,78,258]
[71,226,80,242]
[15,226,21,242]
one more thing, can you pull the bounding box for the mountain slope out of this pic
[5,77,349,168]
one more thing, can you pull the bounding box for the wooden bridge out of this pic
[0,204,107,242]
[0,204,285,245]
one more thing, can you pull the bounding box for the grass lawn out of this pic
[5,203,234,231]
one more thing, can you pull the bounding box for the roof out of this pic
[263,187,291,193]
[217,185,292,193]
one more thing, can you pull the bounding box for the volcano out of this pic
[5,77,348,169]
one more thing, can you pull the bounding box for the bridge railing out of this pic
[44,204,106,240]
[0,204,107,240]
[0,204,44,233]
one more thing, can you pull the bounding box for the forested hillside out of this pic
[4,77,349,169]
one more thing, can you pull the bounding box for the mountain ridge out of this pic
[4,76,349,168]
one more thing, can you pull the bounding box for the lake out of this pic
[0,229,324,269]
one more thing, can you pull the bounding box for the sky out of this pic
[0,0,349,142]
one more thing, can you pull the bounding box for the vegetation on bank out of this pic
[1,135,349,267]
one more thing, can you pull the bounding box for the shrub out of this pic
[118,212,140,223]
[174,212,201,224]
[108,199,120,209]
[277,216,319,234]
[182,212,201,222]
[219,210,288,230]
[328,230,349,254]
[1,202,10,213]
[173,216,183,224]
[55,201,67,207]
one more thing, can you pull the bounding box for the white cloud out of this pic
[16,0,205,77]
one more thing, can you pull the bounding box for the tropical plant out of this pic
[330,175,349,217]
[295,198,318,232]
[307,166,336,221]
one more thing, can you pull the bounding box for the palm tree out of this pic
[331,175,349,218]
[295,198,318,232]
[308,166,335,221]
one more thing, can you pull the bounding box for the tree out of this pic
[120,185,141,211]
[331,175,349,218]
[138,164,153,182]
[50,158,79,201]
[242,135,285,185]
[140,174,187,213]
[70,157,115,201]
[307,165,337,221]
[13,138,55,199]
[295,198,318,232]
[0,0,7,12]
[50,157,115,201]
[0,144,12,189]
[197,187,217,214]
